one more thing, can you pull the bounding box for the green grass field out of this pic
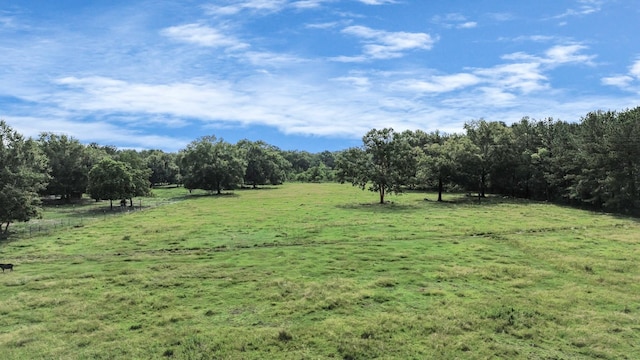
[1,183,639,359]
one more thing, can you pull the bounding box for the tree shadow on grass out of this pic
[178,192,241,199]
[422,193,534,207]
[336,202,420,213]
[237,185,281,191]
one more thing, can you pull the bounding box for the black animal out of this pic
[0,264,13,272]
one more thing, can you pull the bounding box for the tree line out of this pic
[1,106,639,234]
[0,123,335,235]
[337,107,640,213]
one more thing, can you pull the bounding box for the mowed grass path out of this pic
[1,183,639,359]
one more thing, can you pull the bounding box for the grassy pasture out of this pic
[1,183,639,359]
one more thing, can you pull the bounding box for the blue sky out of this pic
[1,0,639,153]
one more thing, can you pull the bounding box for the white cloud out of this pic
[305,21,342,29]
[502,44,595,67]
[394,73,481,93]
[35,41,608,149]
[553,0,603,19]
[602,75,633,88]
[53,76,245,120]
[601,58,640,92]
[0,15,17,29]
[432,13,477,29]
[204,0,289,15]
[458,22,477,29]
[397,43,594,98]
[161,23,248,50]
[330,55,368,63]
[474,62,548,94]
[6,115,190,151]
[340,25,435,60]
[356,0,397,5]
[204,0,335,15]
[433,13,466,22]
[292,0,322,9]
[240,51,309,67]
[503,35,557,43]
[331,76,371,90]
[630,59,640,78]
[488,12,514,22]
[544,44,595,66]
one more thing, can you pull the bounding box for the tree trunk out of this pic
[437,177,443,202]
[379,186,385,204]
[110,199,113,210]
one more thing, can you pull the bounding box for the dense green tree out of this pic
[88,143,118,157]
[400,130,446,189]
[144,150,181,186]
[298,163,336,182]
[568,108,640,212]
[316,150,336,169]
[115,149,153,205]
[417,134,474,201]
[284,150,339,182]
[237,140,291,188]
[179,136,245,194]
[464,120,514,196]
[38,133,90,201]
[0,121,49,235]
[336,128,415,204]
[510,118,543,199]
[530,119,580,202]
[283,150,312,174]
[87,158,136,209]
[570,111,615,208]
[605,107,640,211]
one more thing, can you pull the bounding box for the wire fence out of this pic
[9,199,179,239]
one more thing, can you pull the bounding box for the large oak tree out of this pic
[0,121,49,235]
[178,136,246,194]
[337,128,415,204]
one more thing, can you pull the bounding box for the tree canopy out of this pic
[1,105,639,227]
[87,158,135,209]
[0,121,49,235]
[179,136,246,194]
[238,140,290,188]
[38,133,91,201]
[337,128,416,204]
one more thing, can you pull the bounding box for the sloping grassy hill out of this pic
[1,183,639,359]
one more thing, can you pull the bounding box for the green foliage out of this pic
[143,150,181,186]
[179,136,246,194]
[417,134,474,201]
[295,163,336,182]
[115,150,153,200]
[337,128,416,203]
[37,133,91,201]
[87,158,150,208]
[464,119,515,197]
[569,109,640,211]
[87,158,131,203]
[282,150,313,174]
[237,140,291,187]
[0,121,49,235]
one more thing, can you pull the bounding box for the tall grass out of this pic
[1,183,639,359]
